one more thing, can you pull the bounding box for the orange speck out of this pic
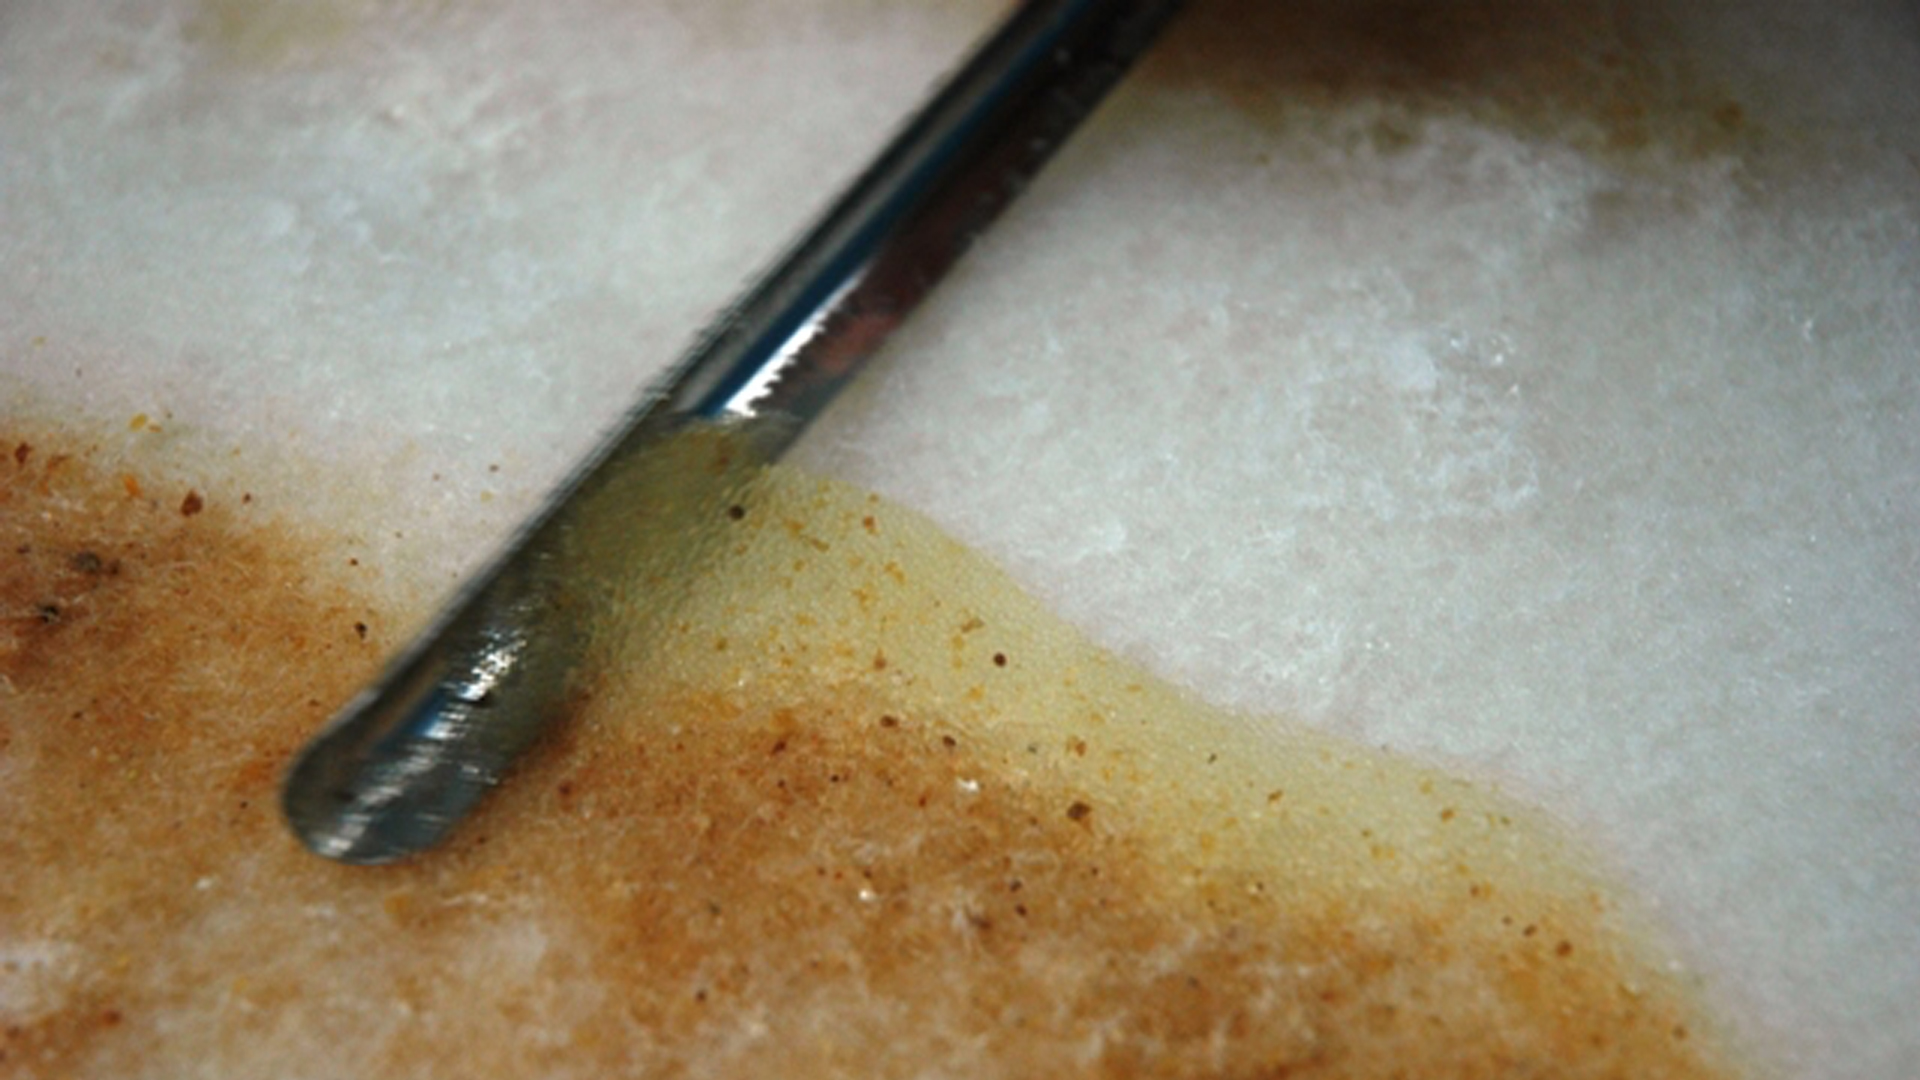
[121,474,142,498]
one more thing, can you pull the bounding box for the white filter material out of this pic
[3,0,1917,1076]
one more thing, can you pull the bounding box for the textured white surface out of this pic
[3,0,1918,1076]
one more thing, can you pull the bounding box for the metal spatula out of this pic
[283,0,1186,865]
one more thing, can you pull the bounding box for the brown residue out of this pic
[1139,0,1759,161]
[2,427,388,1075]
[0,424,1741,1078]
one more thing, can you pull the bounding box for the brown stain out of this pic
[1137,0,1758,160]
[186,0,366,66]
[0,424,1742,1077]
[0,429,389,1076]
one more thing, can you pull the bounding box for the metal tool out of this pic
[283,0,1186,864]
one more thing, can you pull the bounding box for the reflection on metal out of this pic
[720,270,868,422]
